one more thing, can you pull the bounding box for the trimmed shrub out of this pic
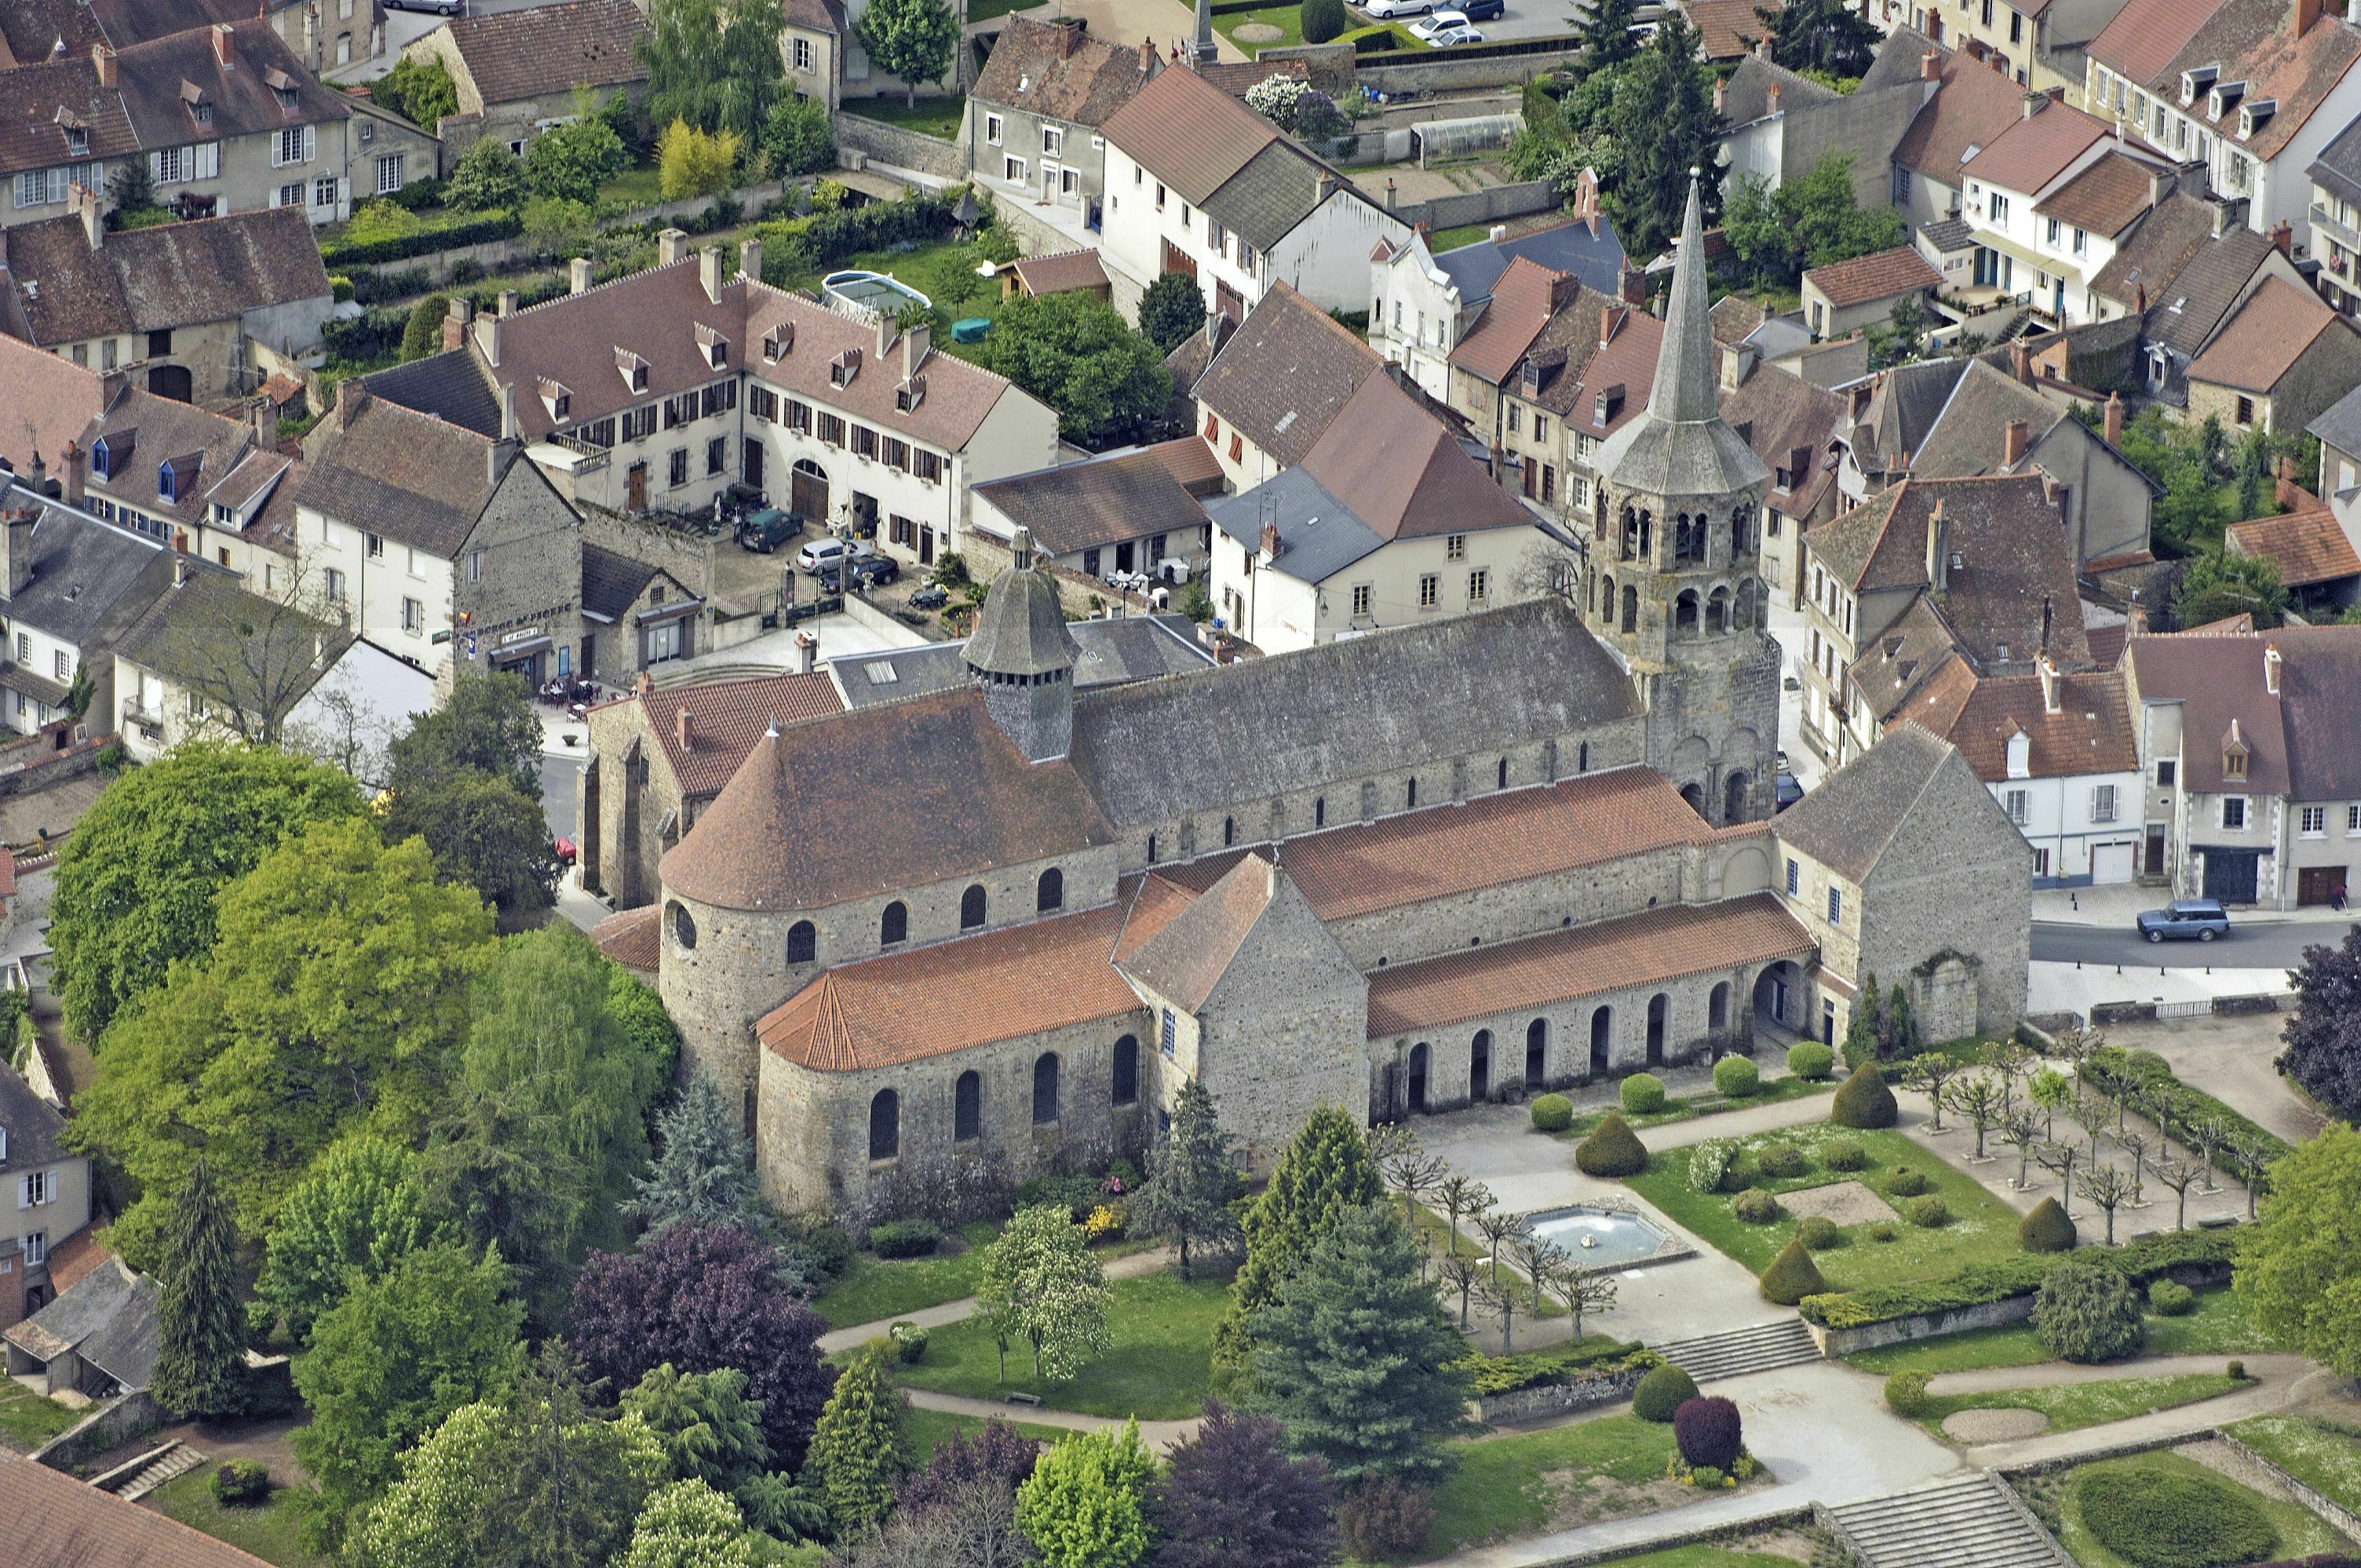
[1801,1228,2236,1331]
[889,1320,929,1363]
[1530,1093,1575,1132]
[2034,1254,2147,1363]
[1884,1371,1931,1417]
[1756,1143,1807,1180]
[1575,1113,1648,1177]
[1337,1477,1435,1562]
[1688,1138,1738,1194]
[1885,1167,1931,1198]
[2226,1360,2245,1381]
[1906,1195,1951,1228]
[2075,1463,2277,1568]
[1867,1222,1899,1243]
[1823,1139,1868,1172]
[2020,1196,2078,1253]
[1787,1041,1836,1081]
[2148,1279,2197,1317]
[1301,0,1348,43]
[1673,1396,1743,1471]
[1632,1362,1699,1423]
[1797,1216,1841,1250]
[868,1218,942,1259]
[1760,1235,1827,1306]
[212,1459,271,1506]
[1831,1063,1899,1129]
[1713,1056,1761,1098]
[1621,1073,1667,1114]
[1733,1187,1780,1224]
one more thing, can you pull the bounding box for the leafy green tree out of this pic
[1249,1204,1466,1485]
[856,0,958,108]
[1756,0,1879,78]
[621,1364,770,1494]
[527,108,628,204]
[150,1161,249,1418]
[294,1242,526,1542]
[2236,1125,2361,1377]
[628,1074,768,1237]
[2174,549,2288,629]
[1137,272,1209,356]
[1579,0,1641,67]
[2032,1253,2144,1362]
[659,119,743,201]
[524,195,598,259]
[489,1341,673,1568]
[805,1344,910,1533]
[976,1205,1112,1383]
[1131,1078,1243,1280]
[68,820,494,1260]
[445,137,530,213]
[762,95,835,177]
[1601,17,1722,257]
[345,1400,505,1568]
[378,57,460,129]
[619,1481,757,1568]
[402,292,455,362]
[1299,0,1347,44]
[53,742,363,1042]
[639,0,789,140]
[2279,929,2361,1119]
[380,671,557,910]
[1015,1421,1158,1568]
[105,158,155,220]
[389,671,545,797]
[257,1135,437,1341]
[972,293,1173,450]
[1214,1106,1380,1368]
[1722,154,1900,287]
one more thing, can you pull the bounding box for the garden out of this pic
[1847,1285,2279,1377]
[2018,1447,2356,1568]
[2228,1417,2361,1519]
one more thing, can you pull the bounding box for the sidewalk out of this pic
[816,1245,1174,1355]
[2034,883,2353,928]
[2029,961,2293,1018]
[1963,1354,2346,1470]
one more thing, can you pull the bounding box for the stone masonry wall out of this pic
[451,459,586,691]
[1856,756,2033,1037]
[834,116,965,181]
[1323,841,1691,972]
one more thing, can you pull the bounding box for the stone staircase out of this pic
[91,1440,204,1501]
[1648,1317,1822,1382]
[1826,1475,2072,1568]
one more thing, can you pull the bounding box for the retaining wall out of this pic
[2090,991,2293,1025]
[2215,1429,2361,1544]
[1806,1293,2038,1358]
[31,1390,162,1473]
[983,189,1084,260]
[1387,178,1560,233]
[0,721,107,819]
[834,115,965,182]
[1473,1363,1649,1425]
[1359,47,1582,94]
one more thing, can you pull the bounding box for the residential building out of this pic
[4,1452,276,1568]
[2300,379,2361,595]
[1444,257,1613,503]
[0,1253,155,1399]
[2111,211,2308,404]
[780,0,848,113]
[2124,623,2361,904]
[1717,343,1848,603]
[1005,248,1113,303]
[2085,188,2230,318]
[1097,64,1408,321]
[1801,246,1942,340]
[1718,35,1949,213]
[969,439,1217,583]
[2227,473,2359,610]
[1957,95,2177,325]
[2184,272,2361,432]
[1930,0,2137,97]
[0,478,188,732]
[1888,37,2044,231]
[2306,109,2361,311]
[396,0,647,158]
[0,0,386,90]
[1184,282,1382,491]
[1709,294,1870,387]
[0,1061,87,1328]
[1830,356,1971,501]
[965,16,1157,225]
[579,546,703,691]
[0,202,330,402]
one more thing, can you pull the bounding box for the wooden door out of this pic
[2298,866,2345,906]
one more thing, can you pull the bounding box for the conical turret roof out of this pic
[964,527,1080,678]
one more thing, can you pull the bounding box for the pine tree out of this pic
[1757,0,1879,78]
[477,1341,670,1568]
[1214,1107,1381,1369]
[1603,16,1723,257]
[1131,1079,1243,1282]
[1580,0,1642,68]
[1882,982,1922,1059]
[626,1074,768,1238]
[804,1344,910,1533]
[151,1160,249,1418]
[1842,972,1885,1065]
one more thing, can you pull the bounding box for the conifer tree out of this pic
[626,1074,768,1238]
[804,1344,910,1533]
[1213,1107,1381,1368]
[1580,0,1642,68]
[1755,0,1880,78]
[151,1160,249,1418]
[1131,1079,1243,1281]
[1603,17,1723,257]
[1842,972,1885,1065]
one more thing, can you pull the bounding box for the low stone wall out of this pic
[580,507,718,596]
[1806,1293,2038,1358]
[2089,991,2291,1025]
[1474,1363,1649,1425]
[1359,47,1584,95]
[31,1390,162,1474]
[359,183,797,293]
[835,115,965,182]
[962,528,1162,619]
[1389,178,1560,233]
[0,721,107,813]
[980,189,1082,261]
[2215,1430,2361,1543]
[1248,42,1359,97]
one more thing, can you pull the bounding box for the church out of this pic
[597,184,2032,1223]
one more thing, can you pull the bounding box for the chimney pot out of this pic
[2270,220,2293,255]
[1767,84,1781,112]
[658,228,690,266]
[1260,520,1280,559]
[569,257,593,295]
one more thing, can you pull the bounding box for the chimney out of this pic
[1260,519,1280,560]
[2002,418,2030,465]
[1848,379,1873,418]
[1138,38,1154,71]
[2299,0,2323,33]
[796,631,817,674]
[1714,77,1726,114]
[211,21,234,67]
[2269,219,2293,255]
[1,509,31,597]
[1921,48,1940,81]
[442,294,473,353]
[1720,343,1753,390]
[497,289,519,319]
[61,441,83,505]
[1548,269,1582,313]
[1767,84,1780,115]
[335,375,370,429]
[658,228,690,266]
[2023,89,2046,119]
[499,381,516,443]
[1619,265,1646,304]
[2039,654,2060,713]
[1316,170,1338,202]
[677,707,695,751]
[489,385,518,484]
[2264,640,2282,694]
[699,244,724,305]
[875,308,896,359]
[2104,391,2124,445]
[91,43,115,86]
[569,257,593,295]
[481,310,502,368]
[739,237,761,284]
[903,320,930,378]
[2129,603,2148,635]
[1755,35,1770,57]
[72,183,100,251]
[2133,280,2148,313]
[1925,498,1949,589]
[173,553,189,588]
[1600,305,1618,347]
[2009,337,2033,385]
[634,668,654,696]
[27,452,44,494]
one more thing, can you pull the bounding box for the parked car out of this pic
[1360,0,1438,16]
[1775,771,1803,812]
[737,508,800,553]
[910,584,950,610]
[796,538,877,575]
[1456,0,1505,18]
[385,0,462,13]
[853,555,901,586]
[1414,13,1486,43]
[2135,899,2231,943]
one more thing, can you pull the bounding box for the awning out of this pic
[635,598,704,626]
[488,636,552,664]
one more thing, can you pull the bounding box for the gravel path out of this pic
[1926,1353,2299,1398]
[816,1246,1174,1355]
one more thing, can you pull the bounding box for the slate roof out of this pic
[2186,275,2341,391]
[2310,108,2361,208]
[297,390,504,557]
[1432,214,1628,304]
[1894,42,2035,181]
[0,483,179,650]
[2305,377,2361,456]
[972,14,1155,126]
[2226,503,2361,585]
[580,543,681,622]
[1366,894,1812,1036]
[1189,282,1381,469]
[2034,151,2162,236]
[602,669,842,798]
[359,347,505,437]
[1804,246,1940,308]
[2089,191,2220,308]
[1011,247,1111,297]
[2,206,327,345]
[2274,626,2361,797]
[831,616,1213,709]
[2,1256,157,1388]
[432,0,647,106]
[2143,225,2275,358]
[0,1058,66,1169]
[1896,666,2138,780]
[1,1449,275,1568]
[1907,358,2070,476]
[113,566,345,695]
[1717,52,1834,126]
[1775,722,1966,881]
[972,444,1210,557]
[1204,468,1386,584]
[1919,216,1976,253]
[1846,356,1968,470]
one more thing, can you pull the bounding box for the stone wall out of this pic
[980,189,1085,261]
[451,459,586,694]
[0,720,107,801]
[31,1390,162,1473]
[1388,180,1561,235]
[835,115,965,182]
[1473,1363,1649,1425]
[1323,837,1691,971]
[2214,1431,2361,1543]
[1806,1293,2038,1358]
[580,506,717,596]
[1357,46,1586,95]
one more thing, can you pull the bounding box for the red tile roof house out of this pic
[2183,272,2361,435]
[1800,246,1942,341]
[4,1449,273,1568]
[396,0,647,159]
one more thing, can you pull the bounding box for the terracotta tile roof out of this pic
[1117,855,1274,1010]
[1448,256,1573,385]
[1896,667,2138,780]
[593,904,659,972]
[1297,373,1528,541]
[1100,62,1283,206]
[2187,275,2341,392]
[1894,45,2033,181]
[611,669,843,799]
[1189,282,1381,469]
[2126,629,2290,793]
[1195,57,1309,98]
[1148,433,1223,490]
[1804,246,1940,308]
[0,336,105,477]
[972,444,1211,557]
[1366,895,1813,1037]
[2033,151,2161,237]
[2,1447,274,1568]
[2152,0,2361,162]
[1961,102,2110,194]
[2227,500,2361,585]
[1284,766,1715,922]
[1567,306,1663,440]
[2086,622,2129,666]
[2091,0,2226,85]
[974,15,1156,126]
[3,206,328,346]
[42,1227,109,1293]
[434,0,647,106]
[1011,247,1111,297]
[757,880,1184,1070]
[1689,0,1775,59]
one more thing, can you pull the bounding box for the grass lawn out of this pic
[1847,1286,2279,1377]
[2228,1416,2361,1515]
[148,1473,331,1568]
[902,1404,1071,1459]
[2044,1450,2351,1568]
[882,1268,1226,1420]
[1600,1549,1812,1568]
[0,1381,82,1450]
[969,0,1049,16]
[814,1220,1002,1330]
[1563,1074,1836,1137]
[1623,1125,2023,1293]
[1429,222,1495,252]
[1918,1371,2247,1441]
[597,161,665,210]
[1421,1413,1684,1558]
[844,93,966,140]
[1216,5,1305,48]
[773,234,1009,358]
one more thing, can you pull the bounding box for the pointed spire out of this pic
[1649,171,1717,425]
[1191,0,1217,66]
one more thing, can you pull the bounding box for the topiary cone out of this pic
[2019,1194,2077,1253]
[1759,1234,1827,1305]
[1575,1112,1648,1176]
[1830,1061,1899,1129]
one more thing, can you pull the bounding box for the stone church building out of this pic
[597,185,2031,1223]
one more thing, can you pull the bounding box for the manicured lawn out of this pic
[2228,1416,2361,1515]
[1846,1286,2280,1376]
[844,93,967,141]
[2045,1450,2351,1568]
[1421,1414,1684,1558]
[814,1220,1002,1329]
[0,1381,81,1450]
[882,1268,1227,1420]
[1918,1372,2247,1441]
[597,160,665,210]
[1215,5,1305,49]
[1623,1125,2023,1293]
[969,0,1049,17]
[902,1404,1071,1459]
[773,234,1009,357]
[1429,222,1494,252]
[148,1472,331,1568]
[1561,1074,1835,1137]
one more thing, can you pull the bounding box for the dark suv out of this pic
[2135,899,2231,943]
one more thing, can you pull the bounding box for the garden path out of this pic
[1961,1355,2359,1471]
[1925,1351,2306,1398]
[816,1245,1174,1355]
[897,1387,1203,1453]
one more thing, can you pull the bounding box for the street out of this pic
[2030,917,2352,969]
[542,751,582,844]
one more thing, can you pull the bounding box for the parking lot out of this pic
[1353,0,1591,42]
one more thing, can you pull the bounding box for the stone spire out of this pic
[1191,0,1217,67]
[1650,171,1717,425]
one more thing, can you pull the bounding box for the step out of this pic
[96,1440,206,1501]
[1827,1475,2071,1568]
[1647,1317,1823,1382]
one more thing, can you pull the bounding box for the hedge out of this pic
[1452,1336,1649,1397]
[1797,1227,2237,1329]
[2082,1048,2291,1187]
[323,306,411,365]
[753,191,958,284]
[319,209,523,268]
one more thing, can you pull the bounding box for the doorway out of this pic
[743,439,765,493]
[2144,825,2166,877]
[1407,1043,1429,1112]
[2298,866,2347,906]
[2201,848,2260,904]
[1645,994,1668,1067]
[1469,1030,1491,1102]
[1589,1006,1611,1078]
[919,524,936,566]
[790,459,829,525]
[627,462,648,512]
[1525,1018,1547,1085]
[146,363,192,403]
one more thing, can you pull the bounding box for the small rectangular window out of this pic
[1159,1008,1176,1059]
[2157,760,2176,786]
[1351,583,1371,618]
[2224,797,2248,830]
[1786,859,1799,895]
[1827,887,1842,924]
[1418,573,1439,608]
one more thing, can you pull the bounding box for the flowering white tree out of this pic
[1243,76,1345,140]
[976,1204,1111,1384]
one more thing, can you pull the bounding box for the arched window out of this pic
[668,900,697,950]
[1724,770,1750,824]
[961,884,987,929]
[1706,586,1729,634]
[1223,815,1235,848]
[1496,757,1509,789]
[1470,1028,1492,1100]
[1589,1005,1611,1076]
[1673,516,1691,561]
[1709,981,1731,1033]
[1732,505,1751,560]
[1526,1017,1548,1084]
[1647,993,1669,1066]
[1032,1053,1060,1124]
[1147,833,1159,862]
[1674,590,1699,635]
[868,1089,899,1160]
[1599,573,1615,622]
[786,920,817,964]
[1736,577,1758,629]
[881,900,908,946]
[1037,868,1064,912]
[1406,777,1418,809]
[1638,510,1653,559]
[954,1070,981,1141]
[1620,506,1640,560]
[1112,1035,1138,1105]
[1407,1042,1429,1112]
[1621,584,1638,633]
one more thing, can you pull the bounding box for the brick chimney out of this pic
[2002,419,2029,465]
[677,706,694,750]
[1548,269,1582,312]
[61,441,83,505]
[2297,0,2323,35]
[443,295,472,352]
[2104,391,2124,445]
[1714,77,1726,115]
[570,257,593,295]
[1921,49,1940,81]
[634,668,654,696]
[90,44,115,86]
[2009,337,2033,385]
[1600,305,1620,347]
[1260,520,1280,560]
[211,21,234,67]
[1618,265,1646,304]
[2269,220,2293,255]
[1848,379,1874,418]
[336,375,370,429]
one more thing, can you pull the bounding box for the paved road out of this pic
[2031,918,2352,969]
[541,752,582,844]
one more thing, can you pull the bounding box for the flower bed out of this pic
[1799,1227,2236,1333]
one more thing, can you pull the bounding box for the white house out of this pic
[1957,96,2176,326]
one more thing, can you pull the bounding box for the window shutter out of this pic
[201,141,218,179]
[148,150,164,184]
[303,125,315,164]
[15,1175,28,1209]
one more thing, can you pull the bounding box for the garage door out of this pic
[2090,841,2136,884]
[2202,849,2260,904]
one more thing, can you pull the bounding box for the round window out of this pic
[668,899,698,950]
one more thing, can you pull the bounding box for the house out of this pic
[2306,109,2361,312]
[2227,480,2359,609]
[1709,294,1870,386]
[0,0,387,96]
[2184,273,2361,432]
[580,545,704,691]
[966,16,1157,224]
[1718,35,1950,213]
[1801,246,1943,340]
[0,202,330,403]
[396,0,647,159]
[779,0,849,112]
[1184,282,1382,491]
[969,439,1218,583]
[1918,0,2134,97]
[0,479,189,733]
[1444,257,1615,505]
[1691,0,1779,61]
[2085,0,2361,235]
[0,1253,155,1398]
[1888,38,2041,229]
[0,1060,88,1328]
[2300,378,2361,595]
[1718,345,1848,605]
[1097,63,1409,322]
[2124,623,2361,904]
[2084,186,2235,320]
[1005,248,1113,302]
[1830,356,1970,501]
[362,235,1060,574]
[2,1453,276,1568]
[2108,210,2309,405]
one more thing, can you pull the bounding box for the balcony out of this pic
[2312,203,2360,252]
[543,432,611,475]
[121,698,164,740]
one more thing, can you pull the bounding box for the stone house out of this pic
[1718,344,1848,607]
[1182,282,1381,493]
[0,0,388,111]
[1801,246,1942,341]
[0,1060,89,1329]
[0,476,186,733]
[398,0,647,159]
[2184,274,2361,434]
[1717,36,1945,213]
[1,1253,155,1398]
[968,438,1217,584]
[579,545,702,691]
[965,16,1157,225]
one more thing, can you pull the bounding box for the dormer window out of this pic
[615,347,649,393]
[265,67,299,111]
[2224,746,2248,780]
[830,347,860,387]
[2239,99,2273,139]
[2181,65,2215,105]
[1593,382,1624,425]
[695,323,729,369]
[2209,80,2243,120]
[762,324,793,362]
[538,377,571,422]
[55,109,87,158]
[895,376,925,412]
[181,78,210,124]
